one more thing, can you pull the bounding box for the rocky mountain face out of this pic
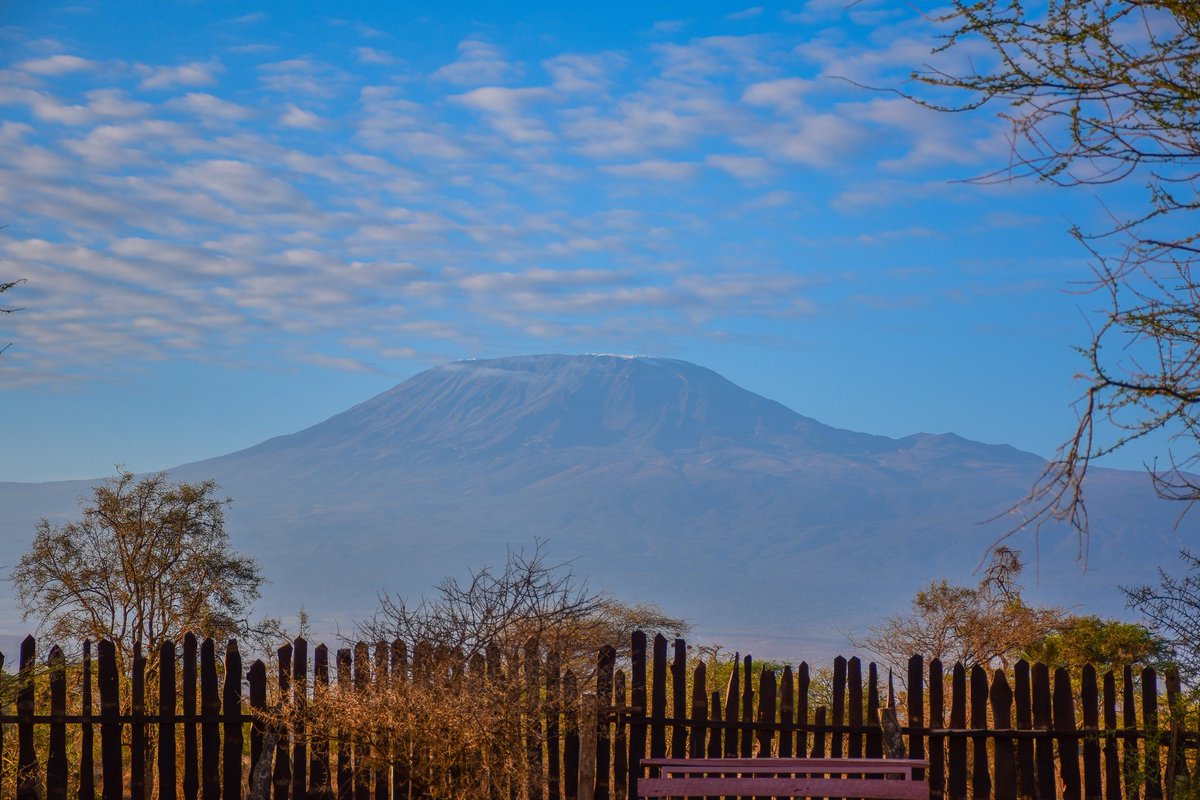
[0,355,1189,658]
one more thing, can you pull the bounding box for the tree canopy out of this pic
[910,0,1200,540]
[11,469,274,678]
[855,547,1163,671]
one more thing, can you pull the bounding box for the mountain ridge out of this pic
[0,354,1186,658]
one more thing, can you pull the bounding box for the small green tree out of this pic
[1023,615,1165,671]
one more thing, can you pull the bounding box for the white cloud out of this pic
[138,59,222,90]
[280,103,326,129]
[455,86,555,143]
[740,113,868,168]
[727,7,764,20]
[706,153,772,180]
[171,159,312,213]
[258,58,346,97]
[16,54,95,75]
[603,160,700,181]
[742,77,813,112]
[355,47,397,65]
[172,92,253,121]
[434,40,519,86]
[543,53,621,93]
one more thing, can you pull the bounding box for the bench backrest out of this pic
[638,757,931,799]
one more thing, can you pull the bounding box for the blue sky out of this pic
[0,0,1164,482]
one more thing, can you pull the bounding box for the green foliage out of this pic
[1023,615,1166,671]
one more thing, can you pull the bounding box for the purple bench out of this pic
[638,757,931,799]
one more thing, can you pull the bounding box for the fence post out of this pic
[47,644,67,800]
[98,639,122,800]
[579,693,597,800]
[80,640,95,800]
[223,640,243,800]
[596,644,615,800]
[132,643,145,800]
[17,635,37,800]
[160,641,178,800]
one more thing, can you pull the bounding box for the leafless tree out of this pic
[907,0,1200,546]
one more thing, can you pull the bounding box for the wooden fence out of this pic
[0,630,1196,800]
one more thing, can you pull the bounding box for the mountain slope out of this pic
[0,355,1189,657]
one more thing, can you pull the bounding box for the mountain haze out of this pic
[0,355,1190,657]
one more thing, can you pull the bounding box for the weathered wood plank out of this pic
[352,641,370,800]
[971,664,991,800]
[183,633,199,800]
[651,634,668,763]
[1122,665,1138,800]
[832,656,846,760]
[548,651,563,800]
[615,668,629,800]
[389,639,407,800]
[17,635,37,800]
[47,644,68,800]
[1055,667,1082,800]
[798,662,811,759]
[628,632,648,800]
[671,639,687,762]
[294,637,309,800]
[99,638,123,800]
[741,655,755,759]
[566,669,581,800]
[132,643,146,800]
[336,648,352,800]
[223,640,243,800]
[597,643,615,800]
[991,669,1016,800]
[1103,670,1122,800]
[1143,667,1162,800]
[201,638,220,800]
[907,656,925,781]
[275,643,293,800]
[691,663,708,759]
[1013,660,1035,800]
[780,665,795,760]
[928,659,945,800]
[947,663,966,800]
[248,658,267,795]
[79,641,95,800]
[866,663,881,762]
[758,668,777,759]
[1083,665,1102,800]
[1033,662,1057,800]
[723,654,740,759]
[160,641,179,800]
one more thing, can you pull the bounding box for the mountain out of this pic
[0,354,1191,658]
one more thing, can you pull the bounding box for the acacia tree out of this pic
[1123,548,1200,681]
[909,1,1200,540]
[11,469,275,682]
[855,547,1163,672]
[853,548,1066,670]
